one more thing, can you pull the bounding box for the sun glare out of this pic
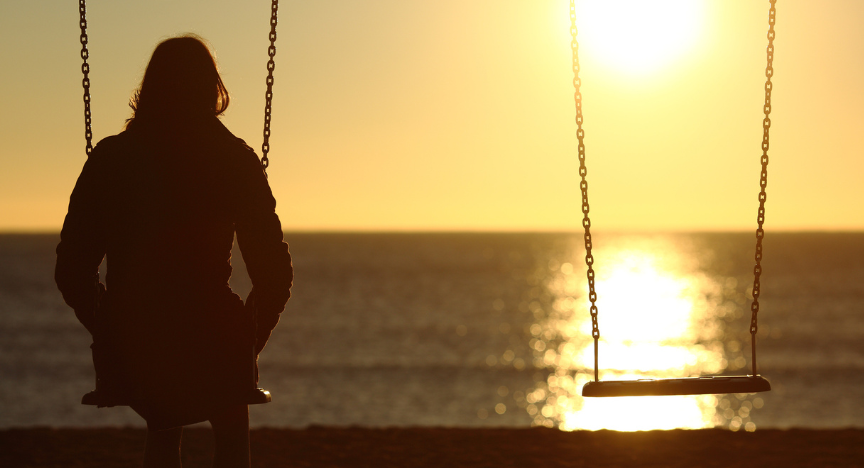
[573,0,705,75]
[525,235,762,431]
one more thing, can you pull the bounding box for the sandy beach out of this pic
[1,427,862,467]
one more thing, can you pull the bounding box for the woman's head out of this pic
[127,35,229,129]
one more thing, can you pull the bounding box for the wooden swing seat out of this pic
[582,375,771,397]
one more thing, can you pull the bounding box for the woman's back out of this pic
[96,120,245,299]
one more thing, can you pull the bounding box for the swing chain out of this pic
[749,0,776,373]
[79,0,93,157]
[570,1,600,376]
[261,0,279,173]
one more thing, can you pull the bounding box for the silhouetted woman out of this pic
[55,35,293,468]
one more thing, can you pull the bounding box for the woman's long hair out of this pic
[126,35,229,130]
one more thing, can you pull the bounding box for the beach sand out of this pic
[2,427,862,467]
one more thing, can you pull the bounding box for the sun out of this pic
[572,0,706,75]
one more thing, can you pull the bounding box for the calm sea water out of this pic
[1,232,862,430]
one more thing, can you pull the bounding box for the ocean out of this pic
[1,232,862,430]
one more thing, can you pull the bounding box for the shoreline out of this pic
[2,427,862,467]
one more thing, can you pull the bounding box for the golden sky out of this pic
[1,0,862,232]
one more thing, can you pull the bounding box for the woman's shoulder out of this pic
[93,132,127,150]
[87,131,134,164]
[212,119,251,150]
[212,120,264,171]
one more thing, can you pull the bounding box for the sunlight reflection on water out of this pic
[526,235,761,431]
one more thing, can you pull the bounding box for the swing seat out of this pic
[81,388,272,407]
[582,375,770,397]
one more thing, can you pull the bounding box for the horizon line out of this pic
[3,228,864,235]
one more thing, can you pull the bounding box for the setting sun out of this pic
[573,0,706,75]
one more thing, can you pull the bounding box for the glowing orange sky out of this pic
[1,1,862,231]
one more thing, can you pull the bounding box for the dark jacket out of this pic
[55,117,292,428]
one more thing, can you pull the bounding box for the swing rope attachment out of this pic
[260,0,279,174]
[569,0,600,383]
[749,0,777,377]
[78,0,93,157]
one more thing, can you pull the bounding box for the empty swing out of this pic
[570,0,777,398]
[76,0,281,407]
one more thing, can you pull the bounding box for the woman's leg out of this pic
[142,427,183,468]
[210,404,250,468]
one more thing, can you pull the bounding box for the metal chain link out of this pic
[749,0,777,376]
[79,0,93,157]
[260,0,279,173]
[569,0,600,382]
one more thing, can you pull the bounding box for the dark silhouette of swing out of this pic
[75,0,281,407]
[569,0,777,398]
